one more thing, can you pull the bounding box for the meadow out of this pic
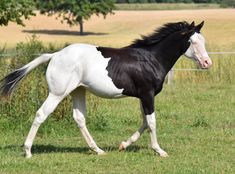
[0,9,234,173]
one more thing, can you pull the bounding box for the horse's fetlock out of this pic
[24,141,32,149]
[89,142,97,149]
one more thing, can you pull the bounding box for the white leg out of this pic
[119,101,148,150]
[72,88,105,155]
[146,112,168,157]
[24,93,64,158]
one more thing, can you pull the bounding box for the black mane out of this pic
[129,21,191,48]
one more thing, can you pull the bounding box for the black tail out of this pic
[0,53,55,99]
[0,68,27,98]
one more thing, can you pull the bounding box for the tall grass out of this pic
[172,43,235,84]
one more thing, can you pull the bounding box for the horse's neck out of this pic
[150,41,182,76]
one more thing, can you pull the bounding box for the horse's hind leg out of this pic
[24,93,64,158]
[119,101,148,150]
[71,87,105,155]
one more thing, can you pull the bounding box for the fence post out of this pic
[167,68,174,85]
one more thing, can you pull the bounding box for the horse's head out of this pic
[183,21,212,69]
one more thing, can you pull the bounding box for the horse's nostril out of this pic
[203,58,212,68]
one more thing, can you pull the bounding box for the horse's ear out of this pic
[195,21,204,32]
[190,21,195,29]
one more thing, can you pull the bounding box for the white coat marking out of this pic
[46,44,124,98]
[184,33,212,69]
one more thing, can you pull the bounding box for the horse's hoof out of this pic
[159,151,169,157]
[25,153,32,158]
[97,151,106,156]
[119,142,127,151]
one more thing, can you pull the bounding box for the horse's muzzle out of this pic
[201,57,212,69]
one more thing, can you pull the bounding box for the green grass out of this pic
[0,83,234,173]
[0,10,235,173]
[115,3,220,11]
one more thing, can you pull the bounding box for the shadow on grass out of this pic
[32,144,90,154]
[22,29,108,36]
[1,144,145,155]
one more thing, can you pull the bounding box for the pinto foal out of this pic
[0,21,212,158]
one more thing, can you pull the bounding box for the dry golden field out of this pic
[0,9,235,50]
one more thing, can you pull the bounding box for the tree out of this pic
[37,0,115,35]
[0,0,35,26]
[221,0,235,7]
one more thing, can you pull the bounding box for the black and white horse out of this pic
[0,21,212,158]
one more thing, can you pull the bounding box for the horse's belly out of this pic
[83,73,124,99]
[87,86,124,98]
[81,55,124,98]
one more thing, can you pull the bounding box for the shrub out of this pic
[16,35,44,62]
[220,0,235,7]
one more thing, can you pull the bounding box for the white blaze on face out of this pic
[184,33,212,69]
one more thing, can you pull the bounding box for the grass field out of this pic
[0,84,234,173]
[0,9,235,174]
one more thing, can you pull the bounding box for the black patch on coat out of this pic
[97,21,198,114]
[97,47,164,99]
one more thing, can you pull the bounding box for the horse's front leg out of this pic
[146,112,168,157]
[141,93,168,157]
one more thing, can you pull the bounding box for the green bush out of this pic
[220,0,235,7]
[0,35,69,126]
[115,0,222,3]
[0,44,6,55]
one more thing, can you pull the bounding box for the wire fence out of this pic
[168,51,235,84]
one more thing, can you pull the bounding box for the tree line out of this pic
[115,0,222,3]
[0,0,114,35]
